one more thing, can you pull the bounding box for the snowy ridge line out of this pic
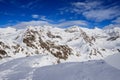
[0,25,120,64]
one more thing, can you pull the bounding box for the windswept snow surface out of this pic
[105,53,120,70]
[0,56,120,80]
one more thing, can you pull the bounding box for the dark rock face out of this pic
[0,41,9,59]
[40,39,72,59]
[23,29,36,48]
[89,48,103,58]
[47,31,62,39]
[107,36,119,41]
[22,28,72,60]
[50,45,72,60]
[0,41,10,49]
[12,44,24,54]
[0,49,7,59]
[0,50,7,55]
[117,49,120,52]
[79,29,96,44]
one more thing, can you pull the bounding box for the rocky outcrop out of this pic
[107,36,119,41]
[22,28,72,60]
[40,39,72,60]
[89,48,103,58]
[0,41,10,49]
[47,31,62,39]
[0,49,7,59]
[79,29,96,44]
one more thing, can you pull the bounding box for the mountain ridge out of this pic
[0,25,120,65]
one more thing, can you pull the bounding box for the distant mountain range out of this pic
[0,25,120,80]
[0,26,120,64]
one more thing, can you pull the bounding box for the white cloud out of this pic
[40,16,46,20]
[104,16,120,29]
[71,1,101,12]
[12,20,51,29]
[39,16,53,22]
[21,0,39,9]
[104,24,120,29]
[83,8,120,22]
[71,1,120,22]
[112,17,120,24]
[60,1,120,22]
[31,15,53,22]
[9,20,88,29]
[56,20,88,28]
[32,14,39,19]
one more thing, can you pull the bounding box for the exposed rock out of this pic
[51,45,72,60]
[47,31,62,39]
[39,37,72,60]
[23,29,36,48]
[89,48,103,58]
[117,49,120,52]
[0,49,7,55]
[79,29,95,44]
[22,28,72,60]
[0,49,7,59]
[101,49,106,51]
[0,41,10,49]
[107,36,119,41]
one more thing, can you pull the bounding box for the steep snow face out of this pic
[0,26,120,63]
[0,56,120,80]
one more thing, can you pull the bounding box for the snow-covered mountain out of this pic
[0,25,120,80]
[0,26,120,64]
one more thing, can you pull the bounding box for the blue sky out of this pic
[0,0,120,28]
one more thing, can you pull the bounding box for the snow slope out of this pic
[105,53,120,70]
[0,56,120,80]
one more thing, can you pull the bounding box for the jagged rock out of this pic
[117,49,120,52]
[107,36,119,41]
[51,45,72,60]
[0,49,7,55]
[0,49,7,58]
[0,41,10,49]
[23,29,36,48]
[89,48,103,58]
[22,28,72,60]
[47,31,62,39]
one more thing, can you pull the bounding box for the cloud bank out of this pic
[9,20,88,29]
[60,0,120,22]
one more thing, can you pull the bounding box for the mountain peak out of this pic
[0,26,119,64]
